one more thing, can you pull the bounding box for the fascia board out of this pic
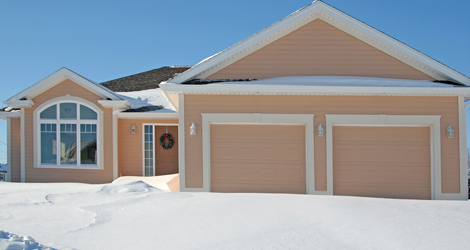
[0,111,21,120]
[8,68,122,101]
[98,100,130,109]
[3,100,34,108]
[161,83,470,97]
[116,112,178,119]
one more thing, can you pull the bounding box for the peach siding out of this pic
[118,119,178,177]
[211,125,306,194]
[207,20,433,80]
[9,118,21,182]
[184,95,460,194]
[24,79,114,183]
[333,126,431,199]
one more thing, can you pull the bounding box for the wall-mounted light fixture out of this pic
[447,125,454,138]
[318,124,324,137]
[190,122,196,135]
[131,125,136,134]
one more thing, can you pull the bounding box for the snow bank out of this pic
[116,88,176,113]
[112,174,179,191]
[0,181,469,249]
[0,230,55,250]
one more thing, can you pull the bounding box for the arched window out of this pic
[38,101,99,168]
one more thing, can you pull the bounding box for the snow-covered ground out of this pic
[0,179,469,250]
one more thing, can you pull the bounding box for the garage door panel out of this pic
[333,126,431,199]
[211,125,306,194]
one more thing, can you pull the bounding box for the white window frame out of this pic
[33,96,104,170]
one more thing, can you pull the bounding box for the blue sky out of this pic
[0,0,469,163]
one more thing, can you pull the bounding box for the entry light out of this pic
[131,125,136,134]
[447,126,454,138]
[190,122,196,135]
[318,124,324,137]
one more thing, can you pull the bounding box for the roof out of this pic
[165,1,470,86]
[101,66,191,92]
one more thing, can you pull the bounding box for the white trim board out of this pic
[324,114,466,200]
[200,113,316,194]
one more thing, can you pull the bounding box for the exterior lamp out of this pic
[318,124,324,137]
[447,126,454,138]
[131,125,136,134]
[190,122,196,135]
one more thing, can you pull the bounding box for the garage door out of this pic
[333,126,431,199]
[211,125,306,194]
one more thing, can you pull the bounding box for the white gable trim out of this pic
[7,68,122,102]
[168,1,470,85]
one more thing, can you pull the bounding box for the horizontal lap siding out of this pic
[25,79,114,184]
[9,118,21,182]
[184,95,460,193]
[207,19,432,80]
[118,119,178,176]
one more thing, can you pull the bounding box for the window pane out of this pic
[40,124,57,164]
[60,124,77,165]
[80,105,97,120]
[40,105,56,119]
[80,124,97,165]
[60,103,77,119]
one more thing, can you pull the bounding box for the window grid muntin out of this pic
[38,101,99,168]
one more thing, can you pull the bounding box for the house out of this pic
[1,1,469,200]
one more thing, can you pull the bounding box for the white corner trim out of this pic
[113,109,118,180]
[20,108,25,183]
[458,96,468,200]
[98,100,130,109]
[4,100,34,108]
[200,113,315,194]
[7,118,11,182]
[325,114,442,199]
[32,96,105,170]
[177,94,190,191]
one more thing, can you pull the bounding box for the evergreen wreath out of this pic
[159,133,174,149]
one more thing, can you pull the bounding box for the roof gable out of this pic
[207,19,433,80]
[168,0,470,85]
[7,67,122,102]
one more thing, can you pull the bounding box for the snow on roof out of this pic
[209,76,462,88]
[116,88,176,113]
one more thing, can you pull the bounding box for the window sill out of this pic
[36,165,101,170]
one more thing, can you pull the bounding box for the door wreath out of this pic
[160,133,174,149]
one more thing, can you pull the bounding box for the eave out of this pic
[161,83,470,97]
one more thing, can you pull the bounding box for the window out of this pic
[38,101,99,168]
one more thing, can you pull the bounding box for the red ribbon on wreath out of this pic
[160,133,174,149]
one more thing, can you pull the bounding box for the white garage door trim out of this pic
[201,113,315,194]
[325,114,452,200]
